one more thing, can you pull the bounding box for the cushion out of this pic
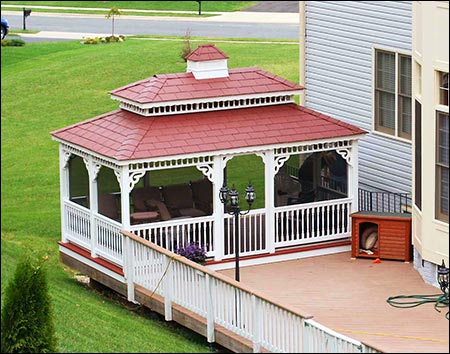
[364,232,378,250]
[190,178,213,214]
[179,207,207,217]
[132,186,162,212]
[360,226,378,250]
[162,183,194,210]
[145,199,172,221]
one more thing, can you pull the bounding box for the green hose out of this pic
[387,293,449,320]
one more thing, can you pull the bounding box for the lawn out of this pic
[0,1,259,12]
[1,36,299,352]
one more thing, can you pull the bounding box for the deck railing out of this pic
[274,198,352,248]
[64,197,353,267]
[358,188,411,214]
[130,215,215,256]
[63,199,379,352]
[123,231,380,353]
[64,200,91,249]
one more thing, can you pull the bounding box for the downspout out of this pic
[299,1,306,106]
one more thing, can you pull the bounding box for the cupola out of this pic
[185,44,229,80]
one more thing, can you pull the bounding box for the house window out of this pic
[439,71,449,106]
[374,49,412,140]
[436,111,449,222]
[415,100,422,211]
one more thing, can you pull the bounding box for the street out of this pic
[4,11,299,42]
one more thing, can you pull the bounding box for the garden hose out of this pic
[387,293,449,320]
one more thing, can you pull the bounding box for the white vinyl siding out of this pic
[304,1,412,195]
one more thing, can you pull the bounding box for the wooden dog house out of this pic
[350,211,412,262]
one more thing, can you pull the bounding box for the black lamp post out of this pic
[219,182,255,281]
[437,259,449,297]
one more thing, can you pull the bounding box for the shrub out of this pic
[82,35,125,45]
[175,242,206,265]
[1,38,26,47]
[1,256,57,353]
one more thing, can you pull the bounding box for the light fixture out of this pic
[219,181,256,282]
[437,259,449,296]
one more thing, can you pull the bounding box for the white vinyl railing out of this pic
[130,215,215,256]
[94,214,123,266]
[274,198,352,248]
[64,200,122,266]
[64,197,352,269]
[123,231,379,353]
[304,319,366,353]
[223,209,267,259]
[63,200,379,352]
[64,200,91,249]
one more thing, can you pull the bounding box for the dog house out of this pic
[350,211,412,262]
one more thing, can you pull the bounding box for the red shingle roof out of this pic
[51,104,366,161]
[109,67,303,104]
[185,44,229,61]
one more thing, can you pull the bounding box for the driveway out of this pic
[243,1,299,13]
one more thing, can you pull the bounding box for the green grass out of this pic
[1,37,298,352]
[1,1,259,12]
[3,7,218,17]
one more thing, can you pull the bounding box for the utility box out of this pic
[350,211,412,262]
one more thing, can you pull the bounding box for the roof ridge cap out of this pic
[256,68,301,89]
[116,117,157,160]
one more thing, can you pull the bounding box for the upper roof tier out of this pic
[184,44,229,61]
[109,44,304,117]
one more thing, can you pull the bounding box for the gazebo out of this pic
[51,44,366,271]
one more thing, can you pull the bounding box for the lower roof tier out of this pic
[51,103,366,162]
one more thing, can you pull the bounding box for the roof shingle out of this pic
[184,44,229,61]
[110,67,304,104]
[51,104,366,161]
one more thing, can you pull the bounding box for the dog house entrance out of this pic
[358,222,379,256]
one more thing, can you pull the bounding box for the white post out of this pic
[88,157,99,258]
[59,146,70,243]
[124,235,135,302]
[206,274,215,343]
[120,165,131,229]
[264,150,276,253]
[252,294,261,353]
[212,155,225,261]
[163,255,173,321]
[349,141,359,213]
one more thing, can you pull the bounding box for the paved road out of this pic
[243,1,299,13]
[3,9,299,43]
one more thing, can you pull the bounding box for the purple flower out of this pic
[175,242,206,264]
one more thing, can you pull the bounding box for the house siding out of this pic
[304,1,412,194]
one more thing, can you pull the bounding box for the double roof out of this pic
[51,44,366,162]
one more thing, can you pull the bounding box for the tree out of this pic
[1,256,57,353]
[181,28,193,62]
[105,7,123,37]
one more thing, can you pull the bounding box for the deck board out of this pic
[218,252,449,353]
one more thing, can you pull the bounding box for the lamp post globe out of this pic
[220,181,255,282]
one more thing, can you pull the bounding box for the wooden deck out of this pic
[218,252,449,353]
